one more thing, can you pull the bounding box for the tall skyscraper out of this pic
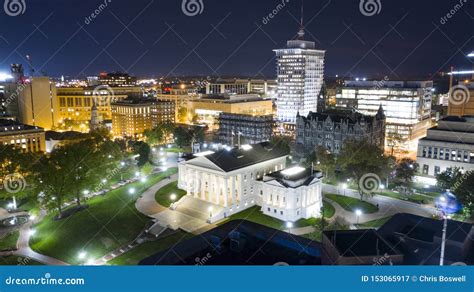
[274,9,325,125]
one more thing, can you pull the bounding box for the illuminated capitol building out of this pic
[176,142,323,223]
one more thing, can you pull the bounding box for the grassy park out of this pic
[325,194,379,214]
[29,168,177,265]
[155,182,187,207]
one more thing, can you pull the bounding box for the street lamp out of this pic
[28,229,36,236]
[436,190,461,266]
[286,221,293,233]
[170,193,177,201]
[140,177,147,183]
[355,209,363,224]
[208,206,213,218]
[77,251,87,260]
[128,188,136,195]
[342,183,348,196]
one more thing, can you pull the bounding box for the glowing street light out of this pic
[170,193,177,201]
[135,171,140,177]
[101,179,107,184]
[355,209,363,224]
[120,161,125,167]
[208,206,213,218]
[436,190,461,266]
[128,188,136,195]
[342,183,348,196]
[286,221,293,233]
[77,251,87,260]
[28,229,36,236]
[140,177,147,183]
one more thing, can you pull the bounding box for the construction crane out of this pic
[25,54,35,77]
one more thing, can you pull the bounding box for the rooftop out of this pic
[189,141,289,172]
[0,119,43,134]
[264,166,323,188]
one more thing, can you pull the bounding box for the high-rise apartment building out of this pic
[274,25,325,124]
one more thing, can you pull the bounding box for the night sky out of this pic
[0,0,472,79]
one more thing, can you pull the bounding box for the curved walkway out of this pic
[0,221,68,265]
[135,174,177,216]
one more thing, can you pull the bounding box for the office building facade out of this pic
[217,113,273,146]
[416,116,474,177]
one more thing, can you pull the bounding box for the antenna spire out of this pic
[297,0,305,39]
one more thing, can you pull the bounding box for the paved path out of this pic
[135,174,177,216]
[0,221,69,265]
[322,184,438,220]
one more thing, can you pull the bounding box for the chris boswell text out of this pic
[361,274,467,283]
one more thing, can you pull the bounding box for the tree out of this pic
[144,127,164,146]
[315,146,336,179]
[394,158,419,195]
[451,171,474,217]
[337,139,389,200]
[0,145,38,209]
[436,167,463,191]
[386,132,405,156]
[134,142,151,167]
[173,126,192,148]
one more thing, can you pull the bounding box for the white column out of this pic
[231,176,236,207]
[200,172,206,201]
[223,177,228,207]
[193,170,198,198]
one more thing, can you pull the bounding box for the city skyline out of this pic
[0,0,472,79]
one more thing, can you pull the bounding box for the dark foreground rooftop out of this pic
[140,220,322,265]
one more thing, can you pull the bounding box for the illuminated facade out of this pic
[206,79,277,98]
[218,113,273,145]
[111,99,174,139]
[177,142,322,222]
[189,95,273,129]
[56,86,141,130]
[338,80,433,151]
[274,35,325,124]
[98,72,137,87]
[417,116,474,177]
[0,119,45,152]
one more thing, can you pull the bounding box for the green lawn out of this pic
[325,194,379,214]
[220,206,285,230]
[155,182,186,207]
[220,202,336,230]
[378,190,434,204]
[0,256,43,266]
[108,231,193,265]
[0,231,19,251]
[356,216,392,229]
[29,168,177,265]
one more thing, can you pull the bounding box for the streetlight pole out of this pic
[440,212,447,266]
